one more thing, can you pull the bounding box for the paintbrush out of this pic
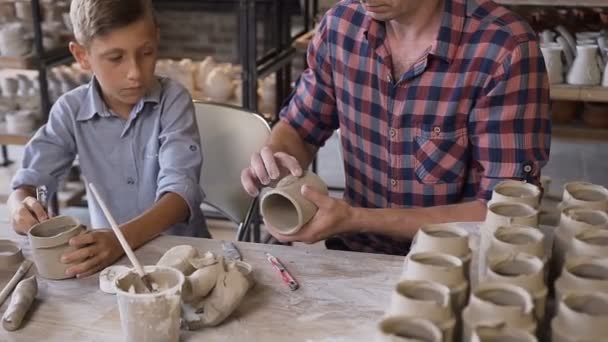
[88,183,154,293]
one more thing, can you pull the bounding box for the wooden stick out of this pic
[88,183,154,292]
[0,260,33,307]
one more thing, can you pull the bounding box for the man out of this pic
[241,0,550,255]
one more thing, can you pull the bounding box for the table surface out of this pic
[0,219,418,342]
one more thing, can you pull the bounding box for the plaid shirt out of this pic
[279,0,551,255]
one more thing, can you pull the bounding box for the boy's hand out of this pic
[10,196,49,235]
[61,229,124,278]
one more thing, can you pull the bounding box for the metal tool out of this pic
[222,241,242,261]
[35,186,48,213]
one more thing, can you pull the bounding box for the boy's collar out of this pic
[76,76,161,122]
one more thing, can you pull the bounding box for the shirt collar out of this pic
[363,0,467,64]
[76,76,162,122]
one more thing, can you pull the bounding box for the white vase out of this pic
[462,283,536,342]
[551,293,608,342]
[567,45,602,85]
[389,280,455,342]
[541,45,564,84]
[555,256,608,300]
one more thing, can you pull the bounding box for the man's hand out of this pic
[265,185,354,244]
[241,146,303,197]
[61,229,124,278]
[10,196,49,235]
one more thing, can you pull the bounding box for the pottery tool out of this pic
[0,260,33,307]
[222,242,242,261]
[88,183,155,293]
[35,186,48,213]
[265,252,299,291]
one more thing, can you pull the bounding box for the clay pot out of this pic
[0,23,32,57]
[412,223,471,272]
[28,216,86,280]
[484,253,548,321]
[555,256,608,300]
[582,102,608,129]
[551,292,608,342]
[115,266,185,342]
[569,228,608,259]
[462,283,536,342]
[0,240,24,268]
[559,181,608,210]
[402,252,468,312]
[489,180,541,209]
[376,316,442,342]
[389,280,455,342]
[204,66,234,102]
[472,325,538,342]
[6,110,36,134]
[553,208,608,278]
[489,225,545,263]
[260,171,328,235]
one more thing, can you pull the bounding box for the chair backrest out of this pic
[194,101,271,224]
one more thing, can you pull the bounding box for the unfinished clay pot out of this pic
[484,253,548,321]
[260,171,329,235]
[402,252,468,312]
[569,228,608,260]
[558,182,608,211]
[489,180,541,209]
[28,216,85,280]
[489,225,546,263]
[156,245,200,276]
[555,256,608,300]
[412,224,472,280]
[472,325,538,342]
[551,292,608,342]
[376,316,443,342]
[462,283,536,342]
[552,208,608,277]
[115,266,184,342]
[0,240,24,268]
[99,265,131,294]
[389,280,455,342]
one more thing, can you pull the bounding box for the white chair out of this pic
[194,101,271,241]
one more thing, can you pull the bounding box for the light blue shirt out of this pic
[12,76,209,237]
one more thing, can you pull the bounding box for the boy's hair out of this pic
[70,0,157,46]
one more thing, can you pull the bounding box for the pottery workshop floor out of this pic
[0,133,607,241]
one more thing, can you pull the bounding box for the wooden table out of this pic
[0,222,405,341]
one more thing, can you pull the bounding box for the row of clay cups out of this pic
[376,316,443,342]
[555,256,608,301]
[552,207,608,278]
[385,280,455,342]
[462,282,537,342]
[551,292,608,342]
[481,253,548,324]
[557,181,608,211]
[411,224,472,280]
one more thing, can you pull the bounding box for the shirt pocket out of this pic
[413,123,469,184]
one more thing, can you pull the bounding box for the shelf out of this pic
[495,0,608,7]
[553,124,608,140]
[0,129,33,146]
[0,47,71,70]
[551,84,608,102]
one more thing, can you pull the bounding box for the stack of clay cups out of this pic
[551,292,608,341]
[482,253,548,335]
[555,256,608,300]
[478,201,539,286]
[411,224,472,280]
[402,252,469,314]
[376,316,442,342]
[462,283,536,342]
[388,280,456,342]
[552,207,608,279]
[557,182,608,211]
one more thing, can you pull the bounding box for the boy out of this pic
[8,0,209,278]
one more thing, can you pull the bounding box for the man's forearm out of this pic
[267,121,318,169]
[348,200,487,239]
[120,192,189,249]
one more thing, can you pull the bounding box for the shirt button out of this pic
[523,164,533,173]
[433,126,441,134]
[127,177,135,185]
[189,145,197,151]
[387,74,392,83]
[389,128,397,138]
[391,179,397,187]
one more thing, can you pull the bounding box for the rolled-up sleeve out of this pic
[468,39,551,201]
[11,100,77,196]
[279,12,339,147]
[156,87,203,224]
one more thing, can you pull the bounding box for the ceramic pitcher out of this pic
[541,45,564,84]
[567,45,602,85]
